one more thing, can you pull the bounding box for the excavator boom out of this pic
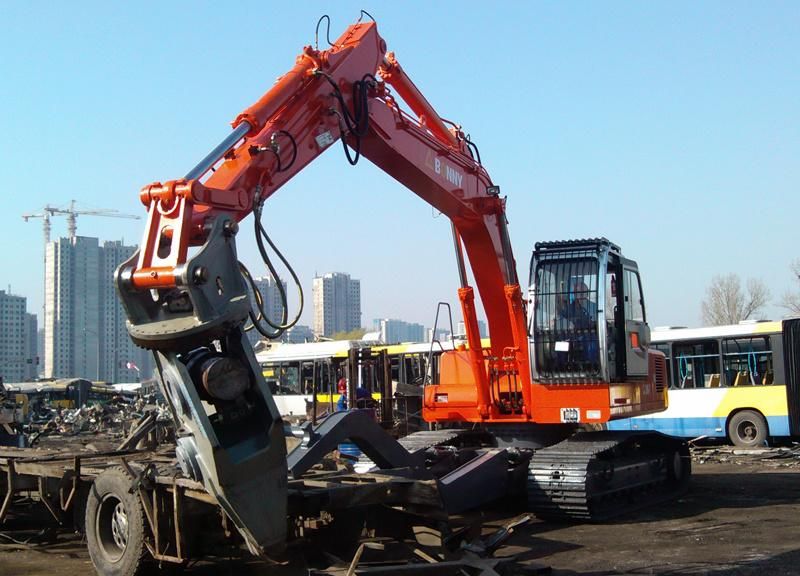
[116,17,527,555]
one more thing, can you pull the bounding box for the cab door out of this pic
[623,265,649,377]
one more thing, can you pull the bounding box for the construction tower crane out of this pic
[22,200,140,243]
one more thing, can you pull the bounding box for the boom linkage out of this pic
[122,20,530,404]
[114,17,530,558]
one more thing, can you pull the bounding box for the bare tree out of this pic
[701,274,770,325]
[780,259,800,316]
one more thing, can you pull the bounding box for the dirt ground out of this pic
[2,451,800,576]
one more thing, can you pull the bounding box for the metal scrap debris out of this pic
[310,514,548,576]
[691,444,800,467]
[22,394,173,449]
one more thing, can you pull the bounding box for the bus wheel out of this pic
[85,467,147,576]
[728,410,768,448]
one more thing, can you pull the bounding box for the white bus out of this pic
[608,318,800,447]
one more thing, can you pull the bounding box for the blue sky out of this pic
[1,2,798,330]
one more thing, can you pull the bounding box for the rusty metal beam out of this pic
[60,456,81,512]
[38,476,61,524]
[0,459,15,522]
[172,478,184,560]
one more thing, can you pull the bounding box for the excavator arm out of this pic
[115,18,531,556]
[128,20,523,358]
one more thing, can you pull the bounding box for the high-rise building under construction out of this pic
[312,272,361,337]
[44,236,151,382]
[0,290,37,382]
[246,276,287,346]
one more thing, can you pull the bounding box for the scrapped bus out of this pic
[255,339,471,423]
[607,318,800,447]
[257,340,357,417]
[5,379,127,418]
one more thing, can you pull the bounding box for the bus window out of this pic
[403,354,426,386]
[414,354,427,385]
[300,362,313,394]
[429,352,440,385]
[316,361,331,394]
[261,364,280,394]
[277,364,301,395]
[722,336,773,386]
[672,340,720,389]
[390,357,401,385]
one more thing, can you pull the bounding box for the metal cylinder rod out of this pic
[451,222,468,288]
[185,121,252,180]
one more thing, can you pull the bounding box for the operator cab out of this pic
[528,238,650,384]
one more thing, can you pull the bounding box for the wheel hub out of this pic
[111,502,128,550]
[97,494,129,562]
[738,421,757,441]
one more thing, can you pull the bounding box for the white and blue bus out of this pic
[608,318,800,447]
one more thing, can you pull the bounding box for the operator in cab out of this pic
[556,281,599,366]
[558,281,597,331]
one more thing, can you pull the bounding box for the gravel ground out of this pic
[2,448,800,576]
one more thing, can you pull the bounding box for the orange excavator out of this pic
[114,13,688,559]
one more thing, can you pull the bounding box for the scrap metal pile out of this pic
[305,514,547,576]
[691,443,800,468]
[31,398,170,440]
[0,384,26,447]
[6,390,173,451]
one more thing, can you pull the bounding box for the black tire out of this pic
[728,410,768,448]
[666,444,691,488]
[85,467,148,576]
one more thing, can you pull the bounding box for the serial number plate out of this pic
[315,131,335,149]
[560,407,580,423]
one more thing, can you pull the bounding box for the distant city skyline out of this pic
[4,4,798,334]
[374,318,425,344]
[282,324,314,344]
[246,276,288,346]
[313,272,361,337]
[457,320,488,340]
[0,290,37,382]
[6,252,461,384]
[44,236,151,383]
